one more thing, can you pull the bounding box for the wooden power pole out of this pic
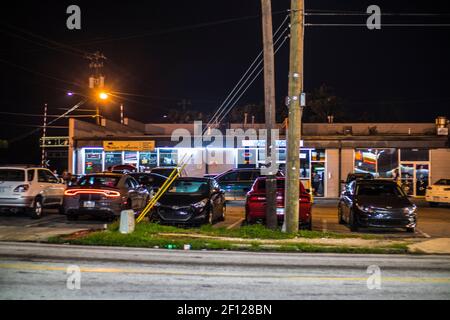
[261,0,277,229]
[284,0,304,233]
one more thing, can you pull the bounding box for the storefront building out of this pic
[68,118,450,199]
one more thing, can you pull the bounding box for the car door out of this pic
[124,177,141,210]
[37,169,64,206]
[341,181,355,222]
[216,171,239,200]
[210,180,223,220]
[236,170,254,199]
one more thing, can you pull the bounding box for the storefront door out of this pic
[400,162,430,197]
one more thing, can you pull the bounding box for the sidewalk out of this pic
[408,238,450,254]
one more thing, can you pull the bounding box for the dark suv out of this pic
[215,168,283,201]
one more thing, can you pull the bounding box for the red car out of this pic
[245,177,312,230]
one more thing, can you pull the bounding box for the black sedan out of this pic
[63,173,149,221]
[150,177,226,226]
[338,179,417,232]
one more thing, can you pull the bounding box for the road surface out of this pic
[0,242,449,300]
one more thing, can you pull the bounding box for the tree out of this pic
[305,84,344,122]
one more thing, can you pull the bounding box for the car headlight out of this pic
[192,198,208,210]
[403,205,417,214]
[356,204,373,213]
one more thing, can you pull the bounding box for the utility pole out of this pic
[261,0,277,229]
[86,51,106,125]
[41,103,48,167]
[284,0,304,233]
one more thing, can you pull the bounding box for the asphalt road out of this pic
[0,242,449,300]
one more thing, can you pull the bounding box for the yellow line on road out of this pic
[1,262,449,284]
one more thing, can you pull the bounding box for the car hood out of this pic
[355,196,412,209]
[158,193,208,206]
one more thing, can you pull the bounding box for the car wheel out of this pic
[406,227,415,233]
[301,221,312,231]
[338,206,345,225]
[349,210,359,232]
[30,197,43,219]
[219,203,226,222]
[429,202,438,207]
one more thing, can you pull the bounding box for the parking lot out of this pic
[0,199,449,241]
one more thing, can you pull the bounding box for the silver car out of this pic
[63,173,149,221]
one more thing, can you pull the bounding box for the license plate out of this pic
[276,208,285,215]
[83,201,96,208]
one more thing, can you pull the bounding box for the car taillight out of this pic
[64,189,121,197]
[13,184,29,192]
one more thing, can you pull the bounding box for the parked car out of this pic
[245,177,312,230]
[425,179,450,207]
[0,165,66,219]
[342,172,374,185]
[150,177,226,226]
[215,168,284,201]
[150,166,187,178]
[108,164,137,173]
[128,172,168,194]
[338,179,417,232]
[63,173,149,221]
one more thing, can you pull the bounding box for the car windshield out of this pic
[77,176,120,188]
[167,180,209,194]
[436,179,450,186]
[0,169,25,182]
[356,183,405,197]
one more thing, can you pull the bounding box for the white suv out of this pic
[0,165,66,219]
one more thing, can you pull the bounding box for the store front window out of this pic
[105,152,122,171]
[354,148,398,178]
[237,148,257,168]
[139,152,157,171]
[401,149,429,162]
[159,149,178,166]
[311,149,326,197]
[84,149,102,174]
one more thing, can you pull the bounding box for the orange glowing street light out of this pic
[99,92,109,100]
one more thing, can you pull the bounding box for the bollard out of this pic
[119,210,135,234]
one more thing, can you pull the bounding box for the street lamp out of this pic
[99,92,108,100]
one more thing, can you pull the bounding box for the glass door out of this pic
[415,163,429,196]
[400,162,430,197]
[400,163,414,196]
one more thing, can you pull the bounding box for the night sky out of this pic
[1,0,450,164]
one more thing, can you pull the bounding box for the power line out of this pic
[0,58,84,88]
[206,14,290,130]
[215,35,290,126]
